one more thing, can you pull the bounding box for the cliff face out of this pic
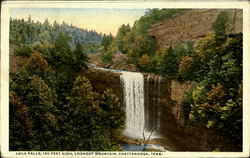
[83,68,123,102]
[83,68,237,151]
[148,9,243,50]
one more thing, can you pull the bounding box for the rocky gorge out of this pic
[83,67,238,151]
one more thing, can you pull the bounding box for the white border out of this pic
[1,1,250,158]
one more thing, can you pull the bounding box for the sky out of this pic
[10,8,147,36]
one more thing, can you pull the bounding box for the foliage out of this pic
[73,42,89,70]
[138,54,152,72]
[184,33,243,149]
[100,34,116,64]
[14,45,33,57]
[178,56,194,80]
[101,34,114,51]
[25,51,53,77]
[49,32,73,67]
[179,13,242,148]
[99,9,186,68]
[25,75,58,150]
[212,11,229,42]
[10,26,125,151]
[100,46,116,65]
[9,9,242,151]
[127,34,156,65]
[99,89,125,146]
[83,43,101,54]
[115,24,131,54]
[158,47,178,78]
[9,91,33,150]
[64,76,103,150]
[10,73,58,150]
[10,17,102,48]
[135,9,187,34]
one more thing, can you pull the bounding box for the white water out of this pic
[90,64,160,139]
[120,72,157,139]
[145,75,150,130]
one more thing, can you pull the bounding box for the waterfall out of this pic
[120,72,156,139]
[145,75,150,130]
[154,76,158,129]
[157,76,162,132]
[153,76,161,133]
[90,64,161,139]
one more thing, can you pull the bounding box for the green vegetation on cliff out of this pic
[100,10,242,150]
[99,9,186,67]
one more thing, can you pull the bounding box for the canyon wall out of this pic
[148,9,243,51]
[84,68,238,151]
[82,9,243,151]
[83,68,123,102]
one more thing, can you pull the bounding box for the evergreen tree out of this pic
[9,91,33,150]
[213,11,229,43]
[25,75,58,150]
[65,76,110,150]
[116,24,131,54]
[9,17,102,48]
[73,42,88,70]
[101,34,114,51]
[99,89,125,146]
[159,46,178,78]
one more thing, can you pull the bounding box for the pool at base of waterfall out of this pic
[122,144,167,151]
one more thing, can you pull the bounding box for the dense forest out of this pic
[10,16,101,53]
[9,17,125,150]
[99,9,242,149]
[9,9,242,151]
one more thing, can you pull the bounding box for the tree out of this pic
[50,32,73,67]
[65,76,110,150]
[99,89,125,146]
[213,11,229,42]
[25,75,58,150]
[116,24,131,54]
[25,51,53,77]
[101,34,114,51]
[178,56,194,80]
[138,54,152,72]
[73,42,88,70]
[48,32,76,105]
[10,17,102,51]
[14,45,33,57]
[158,46,178,78]
[10,74,58,150]
[100,42,117,64]
[9,91,33,150]
[185,33,243,150]
[127,33,156,65]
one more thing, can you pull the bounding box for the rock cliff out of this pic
[148,9,243,50]
[83,68,123,102]
[82,9,243,151]
[83,68,238,151]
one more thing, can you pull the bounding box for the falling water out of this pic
[120,72,156,139]
[145,75,150,130]
[157,76,162,132]
[90,64,161,139]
